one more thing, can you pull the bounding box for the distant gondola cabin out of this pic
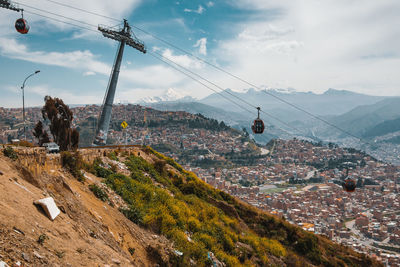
[251,107,265,134]
[252,119,265,134]
[343,178,356,192]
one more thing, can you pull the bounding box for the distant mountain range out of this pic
[363,116,400,138]
[138,88,196,104]
[323,97,400,138]
[199,88,387,119]
[136,88,400,151]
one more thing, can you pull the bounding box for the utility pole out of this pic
[21,70,40,140]
[93,20,146,146]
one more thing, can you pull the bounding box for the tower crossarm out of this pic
[0,0,22,12]
[98,24,146,54]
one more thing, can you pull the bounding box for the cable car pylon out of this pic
[93,19,146,146]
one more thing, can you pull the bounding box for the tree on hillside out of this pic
[32,121,50,146]
[41,96,79,151]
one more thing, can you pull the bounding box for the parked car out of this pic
[43,142,60,153]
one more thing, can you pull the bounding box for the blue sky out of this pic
[1,0,399,108]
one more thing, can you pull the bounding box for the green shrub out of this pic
[37,233,48,245]
[154,160,167,175]
[120,205,144,226]
[94,164,114,178]
[89,184,109,201]
[3,146,18,160]
[108,151,119,161]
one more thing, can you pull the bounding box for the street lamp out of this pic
[21,70,40,140]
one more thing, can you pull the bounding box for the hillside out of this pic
[200,88,386,118]
[325,98,400,137]
[143,101,248,126]
[0,145,383,266]
[362,117,400,138]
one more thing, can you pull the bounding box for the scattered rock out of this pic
[15,262,21,267]
[33,197,61,221]
[22,252,30,262]
[89,231,98,239]
[33,251,44,259]
[174,250,183,256]
[12,227,25,236]
[58,205,66,214]
[0,170,3,175]
[0,260,9,267]
[111,258,121,265]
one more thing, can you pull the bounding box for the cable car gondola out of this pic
[251,107,265,134]
[343,178,356,192]
[15,11,29,34]
[341,169,356,192]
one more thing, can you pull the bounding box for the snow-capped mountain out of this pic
[138,88,196,104]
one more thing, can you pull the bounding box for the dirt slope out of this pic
[0,152,174,267]
[0,146,383,267]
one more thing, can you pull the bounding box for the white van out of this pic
[43,142,60,153]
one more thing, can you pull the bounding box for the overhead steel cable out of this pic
[22,1,374,140]
[137,29,367,142]
[14,4,328,140]
[39,0,121,23]
[15,1,99,28]
[23,9,99,33]
[29,1,364,143]
[13,4,303,138]
[150,49,304,136]
[259,90,365,141]
[147,52,253,115]
[148,51,301,138]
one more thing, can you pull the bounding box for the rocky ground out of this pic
[0,148,175,267]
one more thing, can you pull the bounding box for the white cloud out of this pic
[206,2,214,8]
[194,38,207,56]
[184,5,205,14]
[216,0,400,96]
[0,37,189,89]
[161,48,204,69]
[83,71,96,76]
[0,37,110,73]
[28,85,50,96]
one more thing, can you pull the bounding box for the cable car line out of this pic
[150,49,304,136]
[19,1,377,144]
[8,4,304,139]
[148,51,300,138]
[148,52,254,115]
[23,9,99,33]
[131,26,367,142]
[39,0,121,23]
[15,1,99,29]
[8,3,367,146]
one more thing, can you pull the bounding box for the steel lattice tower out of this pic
[93,19,146,146]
